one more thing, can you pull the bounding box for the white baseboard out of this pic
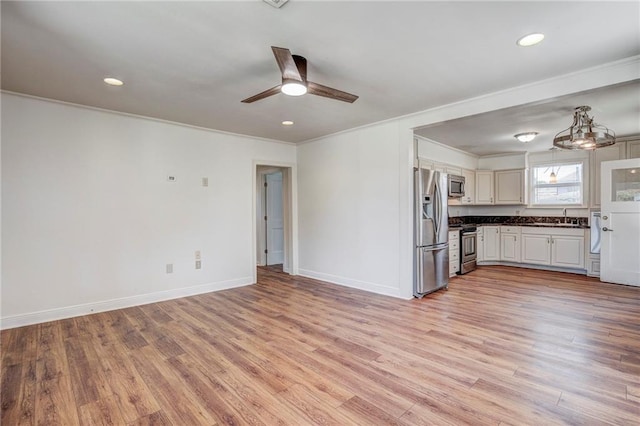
[1,277,254,330]
[297,268,410,299]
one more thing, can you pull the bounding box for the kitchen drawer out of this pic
[500,226,521,234]
[449,260,460,276]
[450,249,459,260]
[450,239,459,251]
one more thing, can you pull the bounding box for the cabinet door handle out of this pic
[547,238,550,244]
[602,227,613,232]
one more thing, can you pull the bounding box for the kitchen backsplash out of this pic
[448,205,589,218]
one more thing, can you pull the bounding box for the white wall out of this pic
[297,121,411,298]
[416,137,478,170]
[1,93,296,328]
[477,153,527,170]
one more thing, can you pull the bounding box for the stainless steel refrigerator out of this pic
[414,167,449,297]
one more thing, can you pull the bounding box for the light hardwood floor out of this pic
[2,266,640,425]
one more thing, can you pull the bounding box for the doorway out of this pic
[255,164,295,277]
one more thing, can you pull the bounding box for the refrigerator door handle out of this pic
[414,168,422,245]
[434,179,441,237]
[416,246,424,289]
[421,242,449,251]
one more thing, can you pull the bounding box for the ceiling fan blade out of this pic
[307,81,358,103]
[271,46,303,81]
[241,85,282,103]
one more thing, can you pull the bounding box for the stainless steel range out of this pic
[458,226,477,274]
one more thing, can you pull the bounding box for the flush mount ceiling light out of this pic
[553,106,616,150]
[282,120,294,126]
[281,79,307,96]
[517,33,545,47]
[103,77,124,86]
[514,132,538,143]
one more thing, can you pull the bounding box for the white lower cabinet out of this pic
[482,226,500,261]
[477,227,484,262]
[449,230,460,277]
[521,234,551,265]
[587,257,600,277]
[500,226,521,262]
[551,235,585,268]
[521,228,585,269]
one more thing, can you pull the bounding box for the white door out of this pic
[601,158,640,286]
[265,171,284,265]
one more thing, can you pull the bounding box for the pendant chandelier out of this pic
[553,106,615,150]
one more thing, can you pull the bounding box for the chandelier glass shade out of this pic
[553,106,615,150]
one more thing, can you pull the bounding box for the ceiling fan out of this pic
[241,46,358,104]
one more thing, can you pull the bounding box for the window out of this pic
[531,162,584,205]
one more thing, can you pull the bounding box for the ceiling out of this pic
[2,1,639,148]
[414,81,640,156]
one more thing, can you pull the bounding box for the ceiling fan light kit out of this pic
[242,46,358,104]
[514,132,538,143]
[281,79,307,96]
[553,105,616,150]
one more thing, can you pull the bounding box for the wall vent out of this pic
[263,0,289,9]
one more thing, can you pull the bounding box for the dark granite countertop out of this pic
[449,215,589,229]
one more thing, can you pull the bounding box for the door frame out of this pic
[256,168,283,266]
[252,161,298,281]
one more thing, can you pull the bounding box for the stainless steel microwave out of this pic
[448,174,465,197]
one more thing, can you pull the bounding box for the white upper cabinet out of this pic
[495,169,526,205]
[627,139,640,158]
[590,143,626,207]
[475,171,494,204]
[460,168,475,205]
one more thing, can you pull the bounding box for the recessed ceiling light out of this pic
[103,77,124,86]
[514,132,539,143]
[517,33,545,47]
[282,120,294,126]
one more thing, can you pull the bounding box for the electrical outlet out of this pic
[195,250,201,260]
[515,210,520,215]
[166,263,173,274]
[195,260,202,270]
[202,177,208,187]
